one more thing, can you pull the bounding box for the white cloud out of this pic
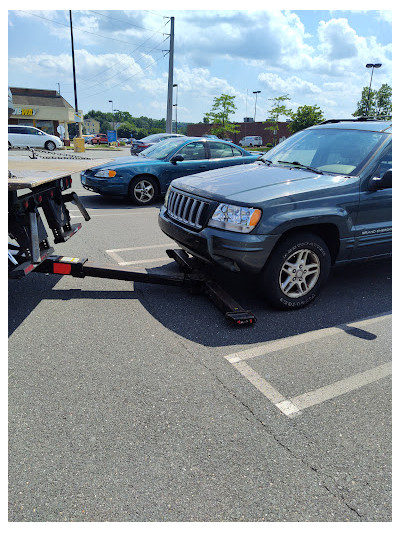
[258,73,321,95]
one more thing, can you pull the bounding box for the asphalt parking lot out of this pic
[8,147,392,522]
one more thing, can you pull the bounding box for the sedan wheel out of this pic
[128,176,158,205]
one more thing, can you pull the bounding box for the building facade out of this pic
[187,121,292,145]
[83,118,100,134]
[8,87,83,140]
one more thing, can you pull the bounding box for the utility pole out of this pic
[166,17,175,133]
[69,10,82,139]
[253,90,261,122]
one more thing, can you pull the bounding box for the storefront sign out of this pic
[107,130,117,143]
[12,107,38,116]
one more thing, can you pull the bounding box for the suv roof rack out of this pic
[320,117,391,124]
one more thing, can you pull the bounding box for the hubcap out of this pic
[134,180,154,203]
[279,248,320,298]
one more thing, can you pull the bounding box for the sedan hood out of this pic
[89,155,162,170]
[171,162,352,204]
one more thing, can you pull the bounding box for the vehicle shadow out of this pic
[9,258,391,348]
[132,257,392,347]
[75,193,163,211]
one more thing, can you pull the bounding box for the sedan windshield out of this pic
[140,138,186,160]
[262,128,387,175]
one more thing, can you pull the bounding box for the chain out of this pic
[28,149,92,160]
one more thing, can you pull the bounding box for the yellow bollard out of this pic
[73,137,85,153]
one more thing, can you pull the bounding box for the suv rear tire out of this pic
[259,232,331,310]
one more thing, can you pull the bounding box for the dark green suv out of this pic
[159,119,392,309]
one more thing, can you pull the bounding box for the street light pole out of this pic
[108,100,114,130]
[365,63,382,116]
[253,91,261,122]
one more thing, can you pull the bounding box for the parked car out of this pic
[81,137,259,205]
[130,133,185,155]
[91,133,108,145]
[203,134,219,139]
[159,119,392,309]
[83,134,95,144]
[239,135,263,147]
[8,125,63,151]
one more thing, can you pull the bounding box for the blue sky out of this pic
[8,4,392,123]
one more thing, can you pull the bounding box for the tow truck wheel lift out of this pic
[33,250,256,327]
[8,161,256,327]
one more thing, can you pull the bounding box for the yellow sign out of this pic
[13,107,38,116]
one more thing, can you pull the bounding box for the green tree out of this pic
[203,94,240,138]
[352,83,392,118]
[265,95,292,145]
[375,83,392,118]
[288,105,325,134]
[353,87,376,117]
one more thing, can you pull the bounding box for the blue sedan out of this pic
[80,137,259,205]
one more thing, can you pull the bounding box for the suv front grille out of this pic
[167,189,210,230]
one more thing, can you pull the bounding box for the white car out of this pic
[8,125,63,151]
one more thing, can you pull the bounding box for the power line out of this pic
[88,10,166,34]
[18,10,165,51]
[143,10,170,19]
[77,37,168,94]
[79,52,168,99]
[78,20,169,84]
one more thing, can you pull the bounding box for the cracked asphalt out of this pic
[8,147,391,522]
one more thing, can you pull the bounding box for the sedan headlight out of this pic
[94,169,117,178]
[208,203,262,233]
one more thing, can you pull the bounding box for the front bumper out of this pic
[80,171,128,196]
[158,205,279,274]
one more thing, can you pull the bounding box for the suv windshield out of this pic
[140,138,185,160]
[262,128,388,175]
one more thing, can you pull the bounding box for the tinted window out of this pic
[9,126,31,135]
[176,142,206,160]
[141,133,179,142]
[208,142,234,159]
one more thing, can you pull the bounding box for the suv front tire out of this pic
[259,232,331,310]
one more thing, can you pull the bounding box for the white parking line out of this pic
[105,243,171,264]
[283,362,391,412]
[225,313,391,363]
[70,211,159,218]
[225,313,391,418]
[118,257,171,266]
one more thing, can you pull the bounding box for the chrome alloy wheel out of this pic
[279,248,320,298]
[133,179,155,203]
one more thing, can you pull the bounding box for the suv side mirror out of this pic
[170,154,184,164]
[368,169,392,191]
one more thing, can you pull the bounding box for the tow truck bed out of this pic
[8,158,112,190]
